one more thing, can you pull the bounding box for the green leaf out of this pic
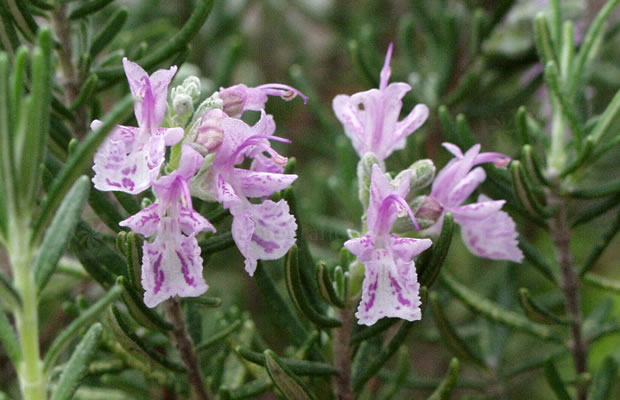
[350,317,397,345]
[34,176,90,293]
[427,358,459,400]
[108,306,184,373]
[580,209,620,275]
[69,0,114,19]
[568,0,620,94]
[95,0,214,81]
[89,7,128,58]
[570,179,620,199]
[220,378,272,400]
[284,245,340,328]
[200,231,235,254]
[253,261,310,347]
[544,62,584,145]
[583,273,620,294]
[572,194,620,227]
[70,73,98,111]
[123,232,142,290]
[117,277,173,332]
[544,359,571,400]
[590,357,618,400]
[183,296,222,307]
[510,161,553,218]
[429,292,486,368]
[519,288,571,325]
[18,28,52,212]
[51,323,104,400]
[534,14,559,67]
[521,145,550,187]
[438,105,459,144]
[352,321,414,392]
[195,320,242,353]
[316,262,345,308]
[377,346,410,400]
[235,346,338,377]
[71,222,123,287]
[418,213,454,288]
[0,270,20,309]
[0,308,21,366]
[440,270,562,343]
[44,281,123,371]
[264,350,318,400]
[559,136,594,177]
[32,95,133,243]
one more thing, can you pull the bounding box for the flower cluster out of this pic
[92,58,304,307]
[333,44,523,325]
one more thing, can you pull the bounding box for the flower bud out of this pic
[187,109,225,155]
[172,93,193,116]
[189,153,217,202]
[218,85,246,118]
[181,76,201,100]
[394,159,435,201]
[393,195,443,233]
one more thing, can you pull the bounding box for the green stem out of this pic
[9,224,45,400]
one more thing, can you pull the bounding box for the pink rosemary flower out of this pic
[119,145,215,307]
[92,59,184,194]
[195,111,298,276]
[427,143,523,262]
[345,165,432,326]
[332,43,429,162]
[217,83,308,119]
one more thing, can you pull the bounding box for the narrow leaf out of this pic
[440,270,562,343]
[264,350,318,400]
[430,292,486,368]
[51,323,103,400]
[118,277,173,332]
[0,270,20,309]
[69,0,114,19]
[583,273,620,294]
[0,308,21,366]
[350,317,397,345]
[352,321,414,392]
[70,74,98,111]
[89,8,128,58]
[534,14,559,67]
[580,209,620,275]
[544,359,571,400]
[235,346,338,377]
[284,245,340,328]
[510,161,553,218]
[219,378,272,400]
[195,320,242,352]
[316,262,345,308]
[544,62,584,144]
[35,176,90,293]
[427,358,460,400]
[32,95,133,243]
[44,281,123,371]
[418,213,454,288]
[519,288,571,325]
[590,357,618,400]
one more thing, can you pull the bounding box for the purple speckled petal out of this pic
[178,206,215,236]
[431,143,480,204]
[367,165,414,234]
[231,200,297,276]
[141,226,208,308]
[390,236,432,261]
[119,203,161,237]
[459,195,523,262]
[216,174,241,208]
[234,169,297,198]
[92,133,154,194]
[344,234,376,263]
[355,248,422,326]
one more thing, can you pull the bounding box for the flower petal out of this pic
[450,199,505,222]
[119,203,161,237]
[235,169,297,198]
[231,200,297,276]
[446,167,486,206]
[355,248,422,326]
[344,234,376,262]
[390,236,432,261]
[92,125,155,194]
[332,94,365,155]
[178,206,216,236]
[216,174,241,208]
[141,225,208,308]
[459,196,523,262]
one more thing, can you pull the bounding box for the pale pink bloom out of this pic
[428,143,523,262]
[92,59,184,194]
[332,43,429,161]
[120,146,214,307]
[345,165,432,326]
[218,83,307,119]
[210,111,298,275]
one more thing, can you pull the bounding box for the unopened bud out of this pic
[188,109,225,155]
[182,76,201,100]
[173,93,193,115]
[189,153,217,202]
[393,195,443,233]
[218,85,246,118]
